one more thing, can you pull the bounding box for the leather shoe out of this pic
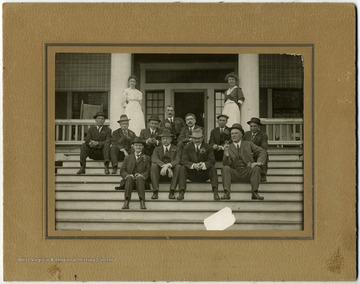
[140,200,147,209]
[122,200,129,209]
[221,192,231,200]
[213,193,220,201]
[252,192,264,200]
[168,190,175,199]
[111,167,118,174]
[104,166,110,175]
[77,167,86,175]
[177,191,185,201]
[151,192,158,199]
[261,176,267,182]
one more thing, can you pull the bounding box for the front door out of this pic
[174,91,205,128]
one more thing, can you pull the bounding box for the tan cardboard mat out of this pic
[3,3,356,281]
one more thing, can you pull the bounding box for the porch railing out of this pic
[261,118,303,147]
[55,118,303,146]
[55,119,110,145]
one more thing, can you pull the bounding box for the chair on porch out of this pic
[78,100,104,140]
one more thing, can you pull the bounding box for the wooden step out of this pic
[55,182,303,192]
[56,166,303,175]
[56,200,303,211]
[56,221,303,231]
[55,191,303,201]
[56,210,303,222]
[55,174,304,183]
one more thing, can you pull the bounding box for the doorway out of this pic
[174,91,205,127]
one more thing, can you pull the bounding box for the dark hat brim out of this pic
[93,113,107,119]
[247,118,262,126]
[217,114,230,120]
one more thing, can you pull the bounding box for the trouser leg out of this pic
[150,164,160,192]
[136,176,146,200]
[79,143,88,167]
[250,166,261,192]
[178,166,187,191]
[208,166,219,190]
[124,176,134,200]
[170,164,181,190]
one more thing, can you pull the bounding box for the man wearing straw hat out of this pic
[77,111,111,175]
[221,123,266,200]
[110,114,136,174]
[139,115,162,156]
[150,129,181,200]
[243,117,269,182]
[178,128,219,201]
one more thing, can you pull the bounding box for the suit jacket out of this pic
[152,144,181,168]
[177,125,202,144]
[119,153,151,186]
[243,131,268,150]
[160,117,186,138]
[224,86,245,106]
[209,127,231,147]
[182,142,215,170]
[223,141,266,168]
[111,128,136,152]
[84,126,111,149]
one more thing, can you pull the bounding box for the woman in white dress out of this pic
[222,72,245,127]
[122,75,146,136]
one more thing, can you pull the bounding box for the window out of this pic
[145,90,165,121]
[214,89,226,125]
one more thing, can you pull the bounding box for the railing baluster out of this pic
[68,125,72,141]
[55,125,59,141]
[75,125,78,141]
[286,124,290,141]
[62,125,65,141]
[293,124,296,140]
[272,125,276,140]
[300,124,303,140]
[81,125,85,141]
[279,124,283,140]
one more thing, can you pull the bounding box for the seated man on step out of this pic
[221,123,266,200]
[139,115,162,157]
[117,138,151,210]
[110,114,136,174]
[209,114,231,161]
[178,128,219,201]
[77,111,111,175]
[150,129,181,200]
[243,117,269,182]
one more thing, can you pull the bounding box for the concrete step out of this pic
[56,191,303,201]
[56,200,303,211]
[55,182,303,192]
[56,221,303,231]
[55,174,304,183]
[56,167,303,175]
[268,155,302,160]
[56,210,303,222]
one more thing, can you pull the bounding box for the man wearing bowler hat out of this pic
[243,117,269,182]
[209,114,232,161]
[77,111,111,175]
[178,128,219,201]
[150,129,181,200]
[117,137,151,210]
[221,123,266,200]
[139,115,162,156]
[110,114,136,174]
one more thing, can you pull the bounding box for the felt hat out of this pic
[132,137,146,146]
[117,114,130,123]
[247,117,262,126]
[148,115,161,122]
[159,129,174,137]
[93,112,107,119]
[230,123,245,136]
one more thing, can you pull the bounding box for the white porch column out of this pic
[109,53,132,131]
[238,54,260,131]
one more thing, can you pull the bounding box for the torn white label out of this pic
[204,207,235,230]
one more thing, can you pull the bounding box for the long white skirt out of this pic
[124,101,145,136]
[222,100,241,127]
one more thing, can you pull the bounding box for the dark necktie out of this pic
[189,128,192,136]
[165,147,169,154]
[136,154,141,161]
[151,130,156,138]
[252,134,256,141]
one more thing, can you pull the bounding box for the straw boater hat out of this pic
[190,128,204,138]
[217,114,229,120]
[247,117,262,126]
[224,72,238,81]
[117,114,130,123]
[230,123,245,136]
[148,115,161,122]
[159,129,174,137]
[93,111,107,119]
[132,137,146,146]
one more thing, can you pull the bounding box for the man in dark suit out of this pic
[178,128,219,201]
[221,123,267,200]
[159,105,186,145]
[243,117,269,182]
[139,115,162,157]
[117,138,151,210]
[177,113,202,150]
[209,114,232,161]
[77,111,111,175]
[110,114,136,174]
[150,129,181,200]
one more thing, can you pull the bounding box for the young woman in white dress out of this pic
[222,72,245,127]
[122,75,146,136]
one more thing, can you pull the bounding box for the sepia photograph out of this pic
[52,50,308,233]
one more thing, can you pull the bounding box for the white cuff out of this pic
[238,100,243,105]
